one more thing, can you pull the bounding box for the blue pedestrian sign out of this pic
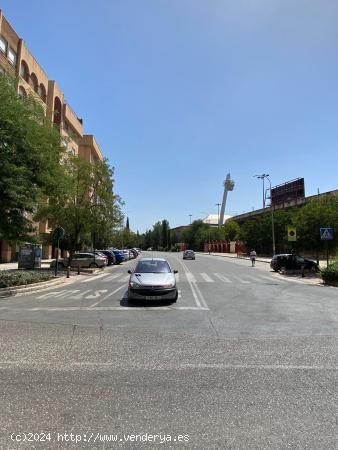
[320,228,333,240]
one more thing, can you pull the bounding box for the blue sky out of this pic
[3,0,338,232]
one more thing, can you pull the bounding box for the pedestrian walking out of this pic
[250,249,257,267]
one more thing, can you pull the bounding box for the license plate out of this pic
[145,295,162,300]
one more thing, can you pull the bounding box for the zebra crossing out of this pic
[77,270,289,286]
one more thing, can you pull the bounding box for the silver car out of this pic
[183,250,195,260]
[50,252,107,269]
[128,258,178,302]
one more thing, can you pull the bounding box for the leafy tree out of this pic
[35,156,122,260]
[182,220,209,250]
[161,219,170,249]
[294,196,338,259]
[126,217,130,231]
[0,75,65,241]
[223,220,240,241]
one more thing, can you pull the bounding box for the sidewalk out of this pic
[199,252,327,268]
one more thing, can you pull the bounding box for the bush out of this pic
[0,270,54,288]
[320,260,338,284]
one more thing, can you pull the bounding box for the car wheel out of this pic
[172,291,178,303]
[89,263,98,268]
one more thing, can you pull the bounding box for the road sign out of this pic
[320,228,333,241]
[287,226,297,242]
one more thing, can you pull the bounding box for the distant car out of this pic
[183,250,195,260]
[127,258,178,302]
[50,252,107,269]
[270,254,318,272]
[96,250,116,266]
[111,250,125,264]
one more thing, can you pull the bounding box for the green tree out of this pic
[223,220,240,241]
[294,196,338,259]
[182,220,209,250]
[36,156,122,260]
[0,75,65,241]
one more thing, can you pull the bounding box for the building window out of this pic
[8,48,16,65]
[20,61,30,83]
[0,36,7,54]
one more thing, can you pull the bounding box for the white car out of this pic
[127,258,178,302]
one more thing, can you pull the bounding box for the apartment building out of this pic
[0,10,104,262]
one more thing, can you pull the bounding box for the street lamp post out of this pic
[254,174,268,209]
[189,214,192,225]
[265,175,276,255]
[255,174,276,255]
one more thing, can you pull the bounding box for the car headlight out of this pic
[163,282,175,288]
[129,281,139,288]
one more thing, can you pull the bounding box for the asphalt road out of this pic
[1,252,338,449]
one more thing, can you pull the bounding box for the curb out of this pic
[0,277,66,298]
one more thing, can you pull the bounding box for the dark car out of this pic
[97,250,116,266]
[270,254,319,272]
[111,250,125,264]
[183,250,195,260]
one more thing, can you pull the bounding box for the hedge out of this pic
[0,270,54,288]
[320,260,338,284]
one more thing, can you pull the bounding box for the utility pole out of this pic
[189,214,192,225]
[255,174,276,255]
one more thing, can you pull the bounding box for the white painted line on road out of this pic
[214,273,231,283]
[102,273,122,282]
[256,274,287,283]
[186,272,197,283]
[89,284,126,307]
[0,361,333,369]
[200,273,214,282]
[85,289,108,299]
[59,289,81,298]
[81,273,110,283]
[0,306,209,311]
[72,289,92,299]
[231,275,250,284]
[36,290,67,299]
[177,259,209,310]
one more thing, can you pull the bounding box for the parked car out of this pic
[183,250,195,260]
[111,250,125,264]
[270,254,319,272]
[50,252,107,269]
[129,248,139,259]
[127,258,178,302]
[96,250,116,266]
[122,249,136,260]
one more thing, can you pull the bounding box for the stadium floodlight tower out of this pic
[219,173,235,227]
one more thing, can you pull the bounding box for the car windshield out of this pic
[135,260,171,273]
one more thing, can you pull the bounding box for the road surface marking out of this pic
[0,306,209,311]
[36,290,67,299]
[200,273,214,282]
[58,289,81,298]
[102,273,122,282]
[81,273,110,283]
[177,260,209,310]
[89,284,126,307]
[214,273,231,283]
[85,289,108,299]
[231,275,251,284]
[72,289,92,299]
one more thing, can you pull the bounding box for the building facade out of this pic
[0,10,104,262]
